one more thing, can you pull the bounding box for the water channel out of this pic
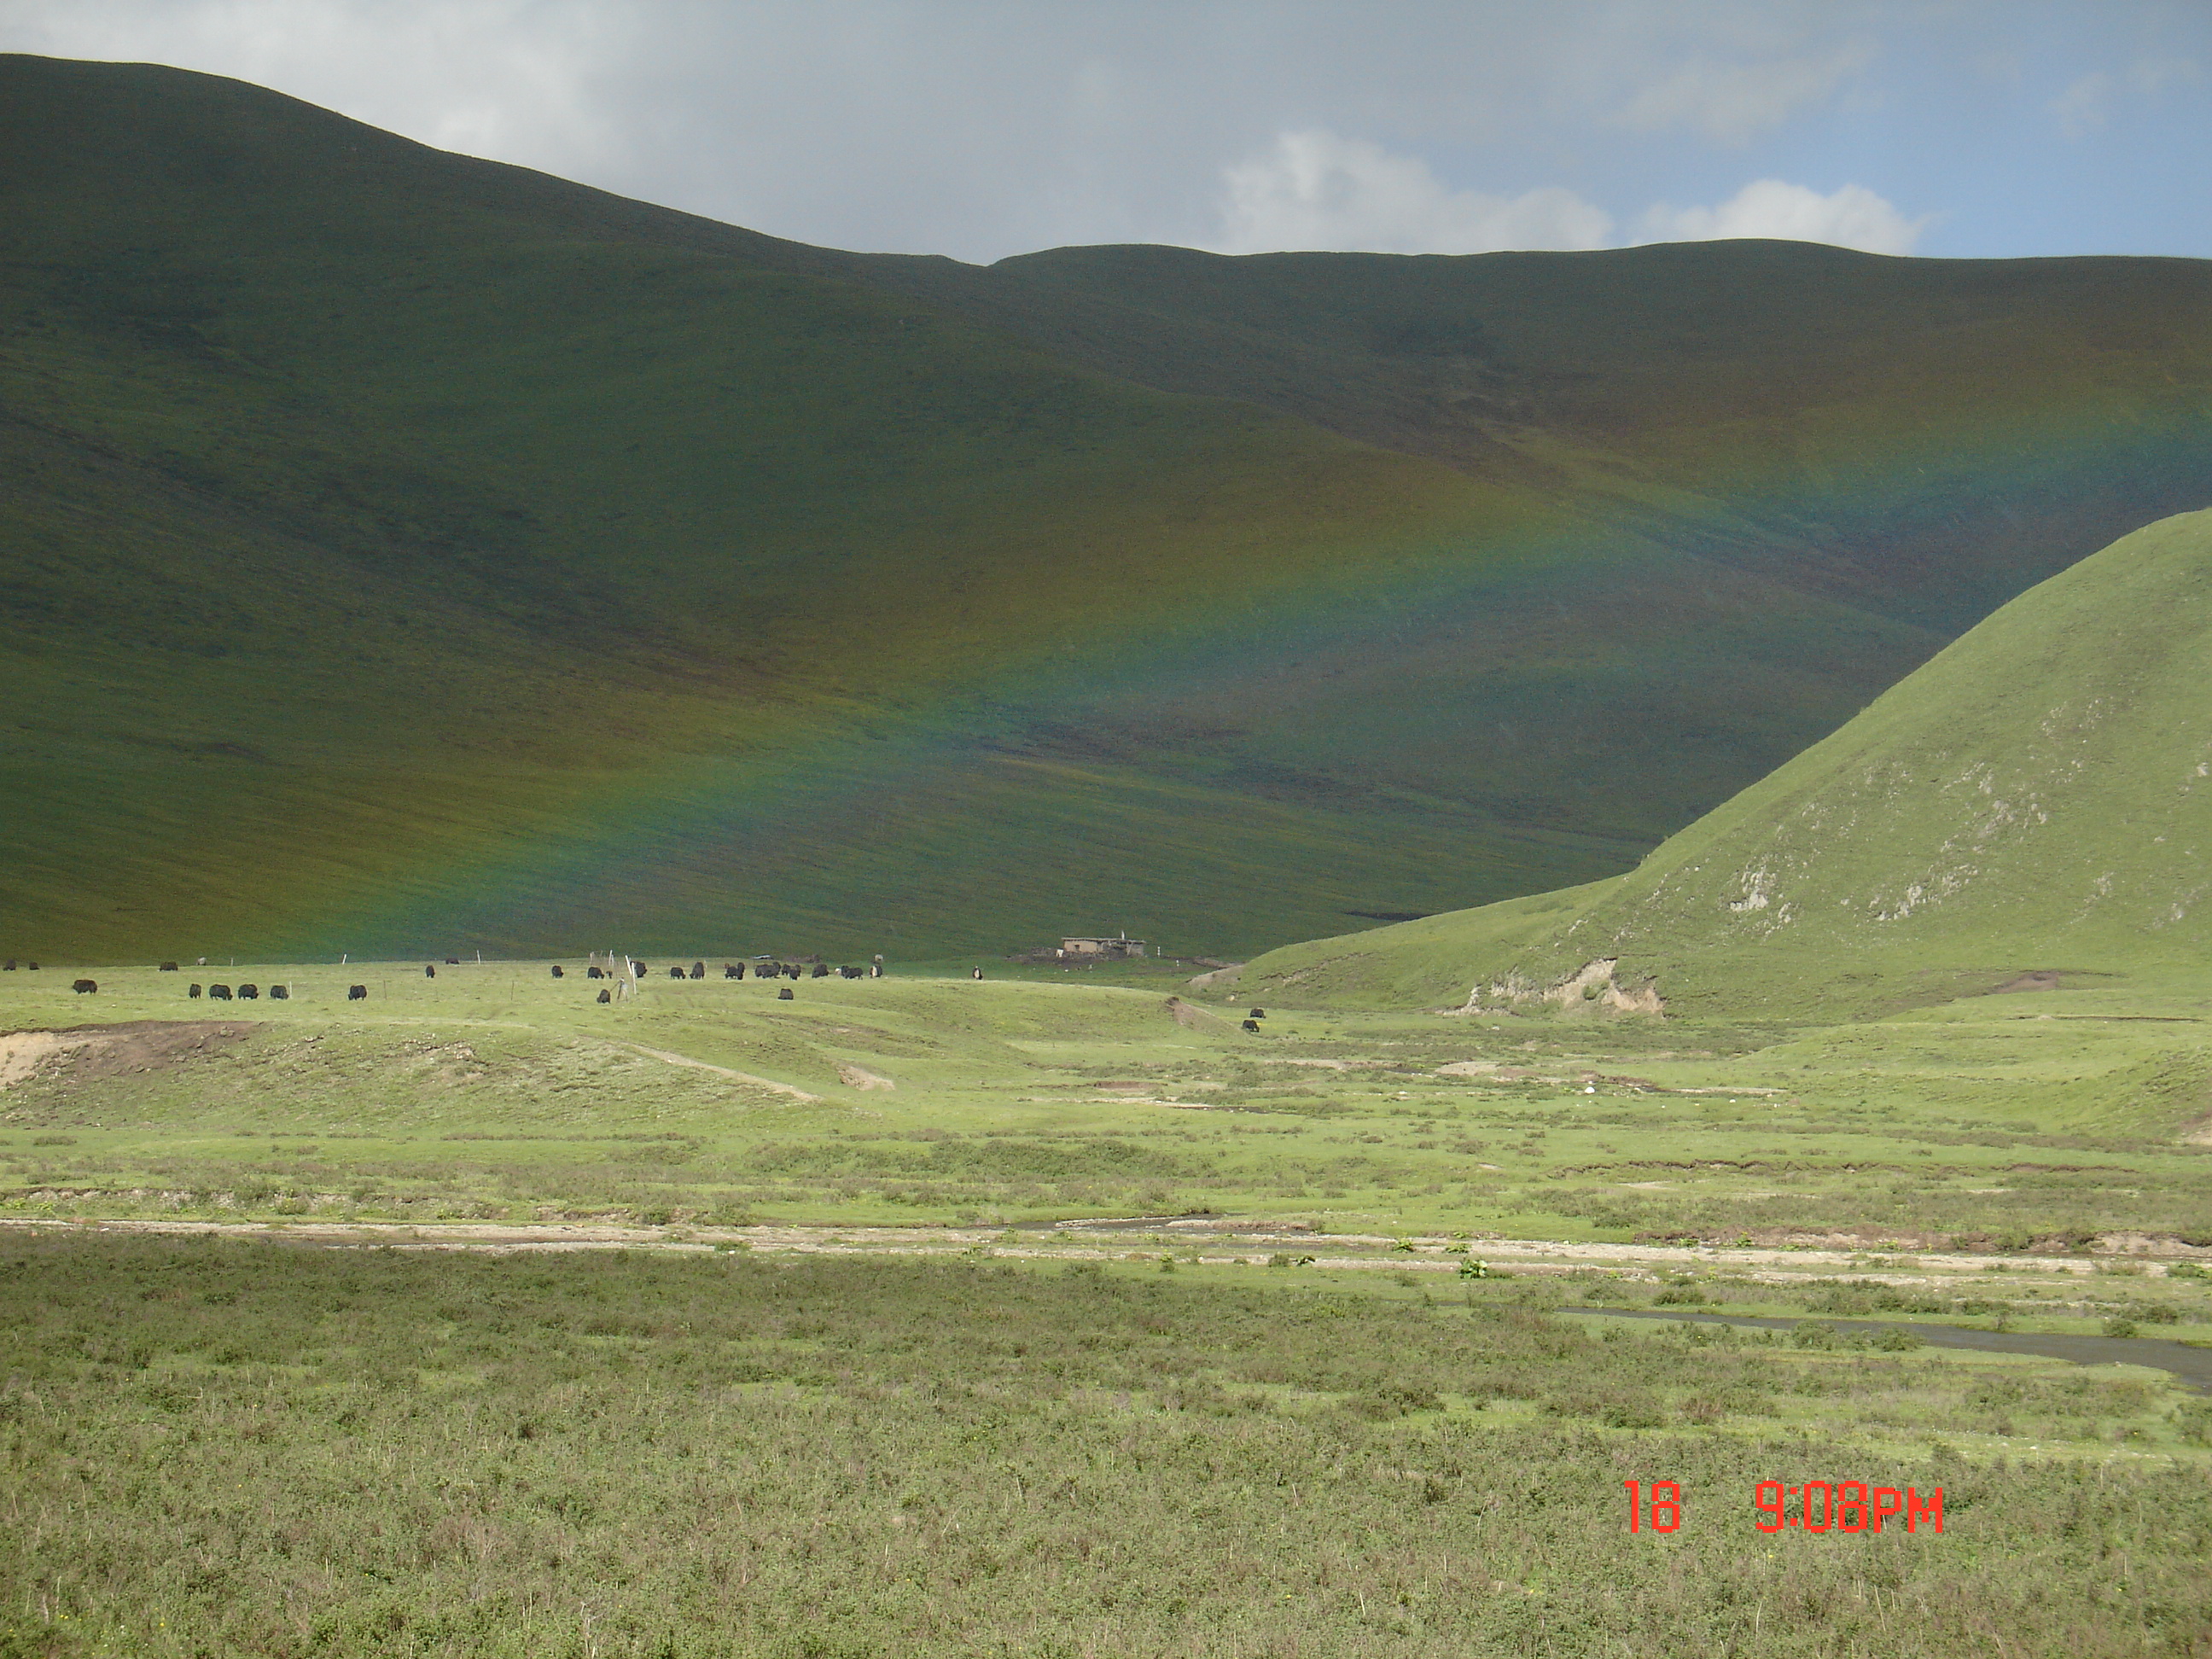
[1559,1307,2212,1394]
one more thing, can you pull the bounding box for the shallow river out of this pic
[1559,1306,2212,1394]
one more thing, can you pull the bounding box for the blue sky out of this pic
[3,0,2205,263]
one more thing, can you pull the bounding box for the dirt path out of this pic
[0,1215,2163,1283]
[613,1042,821,1100]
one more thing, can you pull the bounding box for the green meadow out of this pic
[6,961,2212,1255]
[2,1231,2209,1658]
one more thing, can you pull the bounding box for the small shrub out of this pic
[1373,1384,1442,1414]
[1542,1388,1663,1428]
[2101,1317,2139,1339]
[0,1620,79,1659]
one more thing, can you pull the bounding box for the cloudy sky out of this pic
[4,0,2206,264]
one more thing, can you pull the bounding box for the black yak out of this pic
[347,985,368,1001]
[668,965,686,980]
[587,966,603,980]
[1242,1019,1261,1033]
[159,961,178,972]
[550,965,564,979]
[270,985,288,1000]
[690,962,706,980]
[189,983,204,998]
[1249,1009,1266,1019]
[238,984,259,1000]
[777,987,795,999]
[71,978,96,994]
[210,984,233,1000]
[725,963,743,979]
[425,965,436,978]
[811,963,830,978]
[597,987,612,1004]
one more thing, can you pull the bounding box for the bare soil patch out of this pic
[0,1022,257,1091]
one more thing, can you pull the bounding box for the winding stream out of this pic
[1559,1306,2212,1394]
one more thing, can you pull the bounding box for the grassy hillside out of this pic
[1245,508,2212,1017]
[5,54,2212,965]
[863,236,2212,621]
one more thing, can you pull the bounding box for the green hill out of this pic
[1245,507,2212,1016]
[4,52,2212,964]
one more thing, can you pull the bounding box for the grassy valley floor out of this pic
[4,962,2210,1250]
[3,963,2211,1655]
[1,1236,2209,1658]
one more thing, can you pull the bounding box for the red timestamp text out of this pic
[1623,1480,1943,1534]
[1621,1480,1682,1532]
[1755,1480,1941,1534]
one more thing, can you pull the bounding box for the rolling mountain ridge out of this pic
[4,52,2210,963]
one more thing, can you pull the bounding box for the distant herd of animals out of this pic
[561,958,878,1004]
[1,955,880,1004]
[2,959,1280,1035]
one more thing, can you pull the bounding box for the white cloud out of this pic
[1,0,2198,262]
[1641,178,1930,255]
[2052,55,2202,139]
[2050,72,2114,140]
[1213,130,1611,255]
[2130,54,2203,96]
[1615,42,1874,144]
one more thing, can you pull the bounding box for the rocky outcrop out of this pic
[1457,958,1663,1017]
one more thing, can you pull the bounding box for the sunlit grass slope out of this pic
[6,53,2212,966]
[1247,508,2212,1016]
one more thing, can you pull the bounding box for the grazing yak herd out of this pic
[0,956,888,1005]
[1,964,1287,1033]
[184,982,288,1001]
